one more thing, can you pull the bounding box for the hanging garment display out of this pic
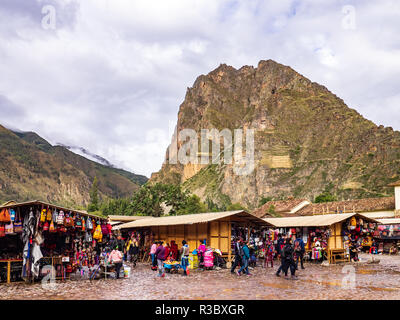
[57,210,65,225]
[10,209,16,222]
[52,209,58,224]
[5,220,14,234]
[0,208,11,223]
[40,209,47,223]
[46,208,52,221]
[49,220,56,233]
[14,209,23,233]
[86,216,93,230]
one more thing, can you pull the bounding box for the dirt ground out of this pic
[1,253,400,300]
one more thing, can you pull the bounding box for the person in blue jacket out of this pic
[294,235,305,270]
[237,241,251,276]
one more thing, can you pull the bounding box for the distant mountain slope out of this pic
[151,60,400,209]
[0,126,148,207]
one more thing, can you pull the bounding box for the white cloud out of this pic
[0,0,399,177]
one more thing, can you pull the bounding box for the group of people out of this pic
[105,233,141,279]
[231,234,306,279]
[150,240,190,277]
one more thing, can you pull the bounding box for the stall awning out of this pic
[108,215,153,222]
[264,212,379,228]
[0,200,107,221]
[376,218,400,225]
[114,210,273,230]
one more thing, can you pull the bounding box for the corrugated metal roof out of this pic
[377,218,400,225]
[114,210,272,230]
[264,213,379,228]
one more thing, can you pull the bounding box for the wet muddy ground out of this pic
[2,253,400,300]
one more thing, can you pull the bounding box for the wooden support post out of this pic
[228,219,232,266]
[7,261,11,284]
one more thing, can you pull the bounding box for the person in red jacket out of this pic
[170,240,178,260]
[164,243,171,260]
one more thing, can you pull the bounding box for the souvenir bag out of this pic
[43,221,49,231]
[13,209,23,233]
[5,220,14,234]
[0,208,11,223]
[9,209,16,222]
[101,223,108,236]
[91,219,96,234]
[56,210,64,224]
[107,223,112,235]
[0,224,5,237]
[81,217,86,232]
[49,220,56,233]
[53,209,58,224]
[93,224,102,240]
[86,216,93,230]
[85,231,92,243]
[40,209,47,223]
[64,212,73,227]
[75,214,82,230]
[46,208,52,221]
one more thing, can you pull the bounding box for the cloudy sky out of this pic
[0,0,399,177]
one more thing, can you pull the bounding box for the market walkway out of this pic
[2,253,400,300]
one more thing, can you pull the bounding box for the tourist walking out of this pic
[281,239,297,279]
[231,237,243,273]
[108,245,123,279]
[130,237,139,267]
[294,235,305,270]
[155,241,166,277]
[180,240,190,276]
[237,241,250,275]
[150,240,157,270]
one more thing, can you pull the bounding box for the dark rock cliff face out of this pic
[151,60,400,209]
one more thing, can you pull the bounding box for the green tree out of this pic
[177,194,208,215]
[314,192,337,203]
[258,196,273,207]
[88,176,99,212]
[226,203,245,211]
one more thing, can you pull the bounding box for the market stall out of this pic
[0,200,109,283]
[264,212,379,264]
[374,219,400,254]
[114,210,272,269]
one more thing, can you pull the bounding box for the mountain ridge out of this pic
[150,59,400,209]
[0,125,148,207]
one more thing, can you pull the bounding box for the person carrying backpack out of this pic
[230,237,243,273]
[294,236,305,270]
[237,241,250,276]
[282,239,297,279]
